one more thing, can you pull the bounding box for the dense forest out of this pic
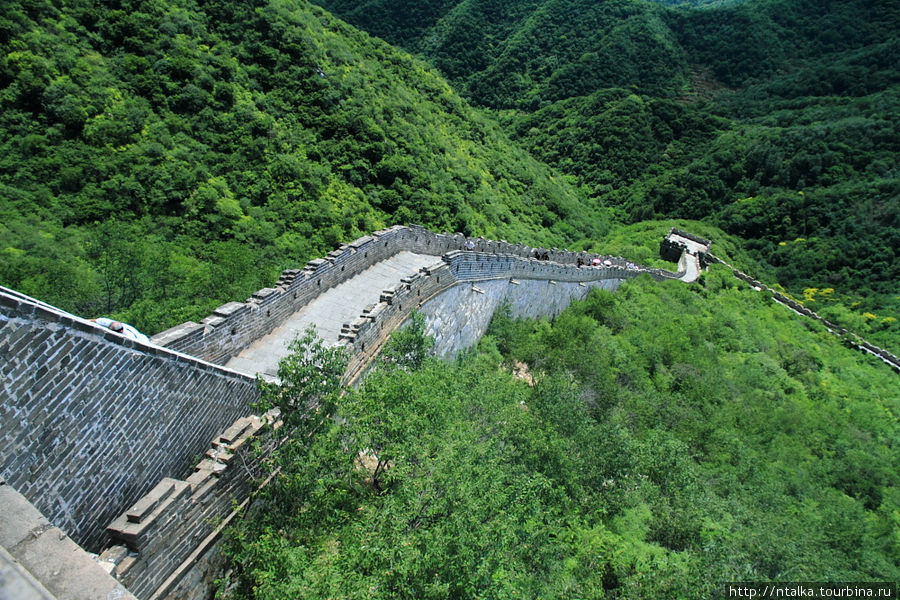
[1,0,896,348]
[313,0,900,350]
[0,0,608,332]
[223,272,899,599]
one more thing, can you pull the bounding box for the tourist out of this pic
[92,317,151,344]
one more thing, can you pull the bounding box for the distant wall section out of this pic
[336,248,654,380]
[154,225,677,369]
[421,277,627,357]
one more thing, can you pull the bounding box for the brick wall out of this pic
[0,287,260,552]
[151,226,429,364]
[0,226,697,599]
[336,248,663,382]
[99,410,280,600]
[152,225,680,367]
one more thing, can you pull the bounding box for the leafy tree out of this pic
[378,310,434,371]
[224,264,900,598]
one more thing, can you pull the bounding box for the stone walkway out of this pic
[678,251,701,282]
[226,251,439,379]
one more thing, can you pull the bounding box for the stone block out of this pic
[212,302,247,318]
[349,236,374,249]
[97,544,130,573]
[306,258,329,270]
[0,481,137,600]
[219,417,253,444]
[126,480,175,524]
[150,321,204,346]
[0,484,52,550]
[199,454,229,473]
[201,316,226,328]
[108,479,190,549]
[251,288,277,301]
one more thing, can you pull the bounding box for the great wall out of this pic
[1,225,896,600]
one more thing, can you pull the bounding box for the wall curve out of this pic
[154,225,681,372]
[0,225,695,600]
[420,277,628,356]
[335,246,660,382]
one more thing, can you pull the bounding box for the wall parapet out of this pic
[152,225,423,364]
[100,409,281,600]
[153,225,685,366]
[334,248,671,383]
[0,286,261,552]
[706,256,900,373]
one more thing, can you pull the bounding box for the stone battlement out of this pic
[152,225,421,363]
[100,409,281,600]
[334,249,672,382]
[0,286,261,553]
[152,225,679,366]
[0,225,696,600]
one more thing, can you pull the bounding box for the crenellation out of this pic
[1,290,261,554]
[212,302,246,318]
[219,417,253,445]
[100,408,278,600]
[150,225,640,365]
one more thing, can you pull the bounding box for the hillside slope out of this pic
[223,272,900,599]
[313,0,899,348]
[0,0,601,333]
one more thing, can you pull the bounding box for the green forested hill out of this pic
[223,275,900,599]
[2,2,898,597]
[3,0,895,346]
[0,0,603,332]
[313,0,899,349]
[315,0,895,104]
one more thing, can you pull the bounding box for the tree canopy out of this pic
[314,0,900,350]
[0,0,607,333]
[223,272,899,598]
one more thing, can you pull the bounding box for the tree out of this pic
[378,310,434,371]
[256,325,348,435]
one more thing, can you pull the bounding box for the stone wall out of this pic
[153,224,677,368]
[706,256,900,373]
[99,410,279,600]
[0,225,695,600]
[151,226,423,364]
[420,277,628,357]
[0,476,137,600]
[335,248,658,381]
[0,287,260,552]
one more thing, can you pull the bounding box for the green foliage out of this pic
[314,0,899,349]
[318,0,691,107]
[0,0,605,333]
[224,270,899,597]
[379,310,435,371]
[486,276,900,585]
[255,326,348,432]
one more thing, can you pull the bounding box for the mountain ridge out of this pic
[310,0,898,349]
[0,0,611,333]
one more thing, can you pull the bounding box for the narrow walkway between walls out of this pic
[225,251,438,379]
